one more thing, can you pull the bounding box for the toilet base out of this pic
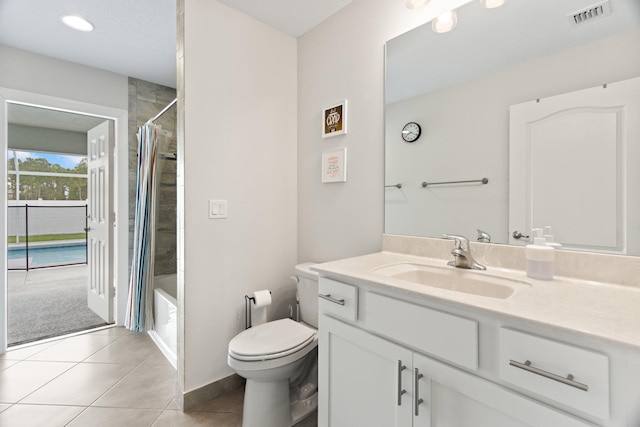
[291,392,318,425]
[242,379,291,427]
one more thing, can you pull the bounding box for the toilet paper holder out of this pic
[244,291,272,329]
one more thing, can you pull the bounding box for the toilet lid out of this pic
[228,318,315,360]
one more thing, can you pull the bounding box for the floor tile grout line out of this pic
[13,361,81,405]
[8,357,166,412]
[5,324,119,359]
[9,336,140,408]
[81,349,175,411]
[149,410,165,427]
[64,406,88,427]
[4,341,58,361]
[18,328,146,365]
[23,333,123,364]
[82,360,143,409]
[8,402,86,408]
[63,407,165,427]
[1,328,188,426]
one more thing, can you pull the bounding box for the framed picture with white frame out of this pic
[322,100,347,138]
[321,148,347,183]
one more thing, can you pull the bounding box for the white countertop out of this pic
[314,251,640,351]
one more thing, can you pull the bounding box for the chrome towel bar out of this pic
[422,177,488,188]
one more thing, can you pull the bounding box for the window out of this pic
[7,150,88,201]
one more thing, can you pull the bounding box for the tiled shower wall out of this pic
[128,78,177,276]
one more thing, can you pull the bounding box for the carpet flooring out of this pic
[7,265,108,346]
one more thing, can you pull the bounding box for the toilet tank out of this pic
[294,263,319,328]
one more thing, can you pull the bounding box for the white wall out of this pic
[297,0,471,263]
[182,1,298,392]
[0,44,128,110]
[385,29,640,244]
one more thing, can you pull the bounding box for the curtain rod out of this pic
[146,98,177,124]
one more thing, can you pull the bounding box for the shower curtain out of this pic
[125,123,161,332]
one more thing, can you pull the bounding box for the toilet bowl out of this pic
[228,263,319,427]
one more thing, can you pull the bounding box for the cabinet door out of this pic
[413,353,595,427]
[319,315,413,427]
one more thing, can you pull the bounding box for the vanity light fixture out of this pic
[480,0,506,8]
[432,10,458,33]
[60,15,94,32]
[405,0,430,9]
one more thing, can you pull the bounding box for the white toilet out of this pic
[228,263,319,427]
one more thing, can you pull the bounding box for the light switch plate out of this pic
[209,200,228,219]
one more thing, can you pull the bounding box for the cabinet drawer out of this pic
[499,328,609,420]
[366,292,478,370]
[318,278,358,321]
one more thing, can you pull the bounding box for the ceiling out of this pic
[8,104,105,133]
[386,0,640,104]
[0,0,352,133]
[0,0,352,91]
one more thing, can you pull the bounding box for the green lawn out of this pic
[7,233,86,244]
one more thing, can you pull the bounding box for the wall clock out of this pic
[401,122,421,142]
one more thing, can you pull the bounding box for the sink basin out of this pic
[372,263,529,299]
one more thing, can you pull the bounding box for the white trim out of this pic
[8,324,116,351]
[0,87,129,353]
[148,330,177,369]
[8,170,88,178]
[0,93,7,352]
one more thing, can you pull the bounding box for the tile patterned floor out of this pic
[0,326,318,426]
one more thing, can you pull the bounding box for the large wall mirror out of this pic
[385,0,640,255]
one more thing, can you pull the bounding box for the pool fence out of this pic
[8,202,88,270]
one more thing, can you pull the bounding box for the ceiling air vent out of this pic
[568,1,612,26]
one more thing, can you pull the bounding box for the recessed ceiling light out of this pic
[60,15,94,32]
[405,0,430,9]
[432,10,458,33]
[480,0,506,9]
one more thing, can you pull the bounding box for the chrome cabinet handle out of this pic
[509,360,589,392]
[414,368,424,416]
[397,360,407,406]
[318,293,345,306]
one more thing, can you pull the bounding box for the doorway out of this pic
[0,88,129,352]
[6,105,113,346]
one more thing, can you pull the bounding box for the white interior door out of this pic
[509,76,640,254]
[87,120,114,323]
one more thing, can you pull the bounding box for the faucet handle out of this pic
[477,229,491,243]
[443,234,469,249]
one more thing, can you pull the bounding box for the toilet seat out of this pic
[229,318,316,362]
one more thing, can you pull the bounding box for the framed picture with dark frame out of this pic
[322,100,347,138]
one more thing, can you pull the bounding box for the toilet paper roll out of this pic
[250,290,271,327]
[252,289,272,309]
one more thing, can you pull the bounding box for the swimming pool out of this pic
[8,242,87,269]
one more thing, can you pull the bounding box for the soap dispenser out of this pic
[543,226,562,248]
[525,237,555,280]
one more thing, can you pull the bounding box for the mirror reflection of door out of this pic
[509,76,640,255]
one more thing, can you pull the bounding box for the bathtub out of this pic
[148,274,177,369]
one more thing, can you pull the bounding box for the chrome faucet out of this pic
[443,234,486,270]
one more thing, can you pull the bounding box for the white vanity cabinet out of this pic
[319,315,413,426]
[317,276,611,427]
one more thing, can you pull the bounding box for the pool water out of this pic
[8,243,87,268]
